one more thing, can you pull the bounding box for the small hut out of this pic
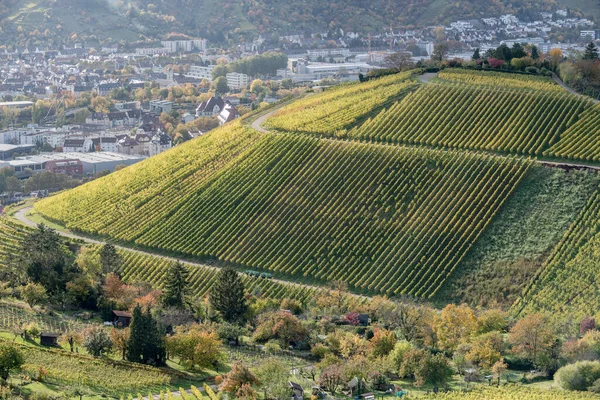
[112,310,132,327]
[288,382,304,400]
[40,332,59,347]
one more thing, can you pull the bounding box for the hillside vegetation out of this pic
[0,0,577,44]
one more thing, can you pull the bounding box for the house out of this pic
[40,332,59,347]
[218,103,240,125]
[289,382,304,400]
[196,97,226,117]
[181,113,195,124]
[112,310,132,327]
[149,100,173,114]
[86,112,111,127]
[63,139,87,153]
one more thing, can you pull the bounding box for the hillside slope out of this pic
[0,0,584,44]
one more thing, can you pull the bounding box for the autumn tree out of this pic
[435,304,478,351]
[509,313,556,369]
[466,331,503,370]
[167,325,223,370]
[221,361,258,394]
[369,328,396,358]
[60,331,83,353]
[110,327,130,360]
[549,48,563,71]
[431,42,449,62]
[255,359,290,399]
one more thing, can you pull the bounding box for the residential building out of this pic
[226,72,249,90]
[149,100,173,114]
[185,65,214,81]
[218,103,240,125]
[63,138,87,153]
[196,97,226,117]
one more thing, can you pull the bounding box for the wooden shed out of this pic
[40,332,59,347]
[112,310,132,327]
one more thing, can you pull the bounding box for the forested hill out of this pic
[0,0,594,46]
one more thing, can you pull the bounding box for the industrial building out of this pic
[7,152,145,177]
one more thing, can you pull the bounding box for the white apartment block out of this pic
[161,39,208,53]
[306,48,351,61]
[135,47,171,56]
[226,72,249,90]
[186,65,214,81]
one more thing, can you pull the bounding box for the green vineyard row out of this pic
[513,191,600,319]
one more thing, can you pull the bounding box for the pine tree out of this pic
[99,244,122,275]
[162,262,189,309]
[209,267,247,323]
[472,48,481,61]
[531,45,540,60]
[126,305,145,363]
[126,305,166,366]
[584,42,599,60]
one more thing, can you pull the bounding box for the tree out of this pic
[126,305,166,366]
[555,360,600,391]
[67,384,91,400]
[209,267,247,323]
[584,42,599,60]
[99,244,122,276]
[253,310,308,347]
[109,327,129,360]
[214,76,229,94]
[319,363,344,394]
[466,332,503,370]
[509,313,556,369]
[370,328,396,358]
[82,326,113,357]
[389,341,413,374]
[472,48,481,61]
[221,361,258,394]
[580,316,596,336]
[20,224,76,294]
[491,358,508,386]
[418,353,454,390]
[162,262,189,309]
[431,42,449,62]
[255,359,290,399]
[21,282,48,308]
[531,45,540,60]
[60,331,83,353]
[0,343,24,381]
[385,52,415,71]
[435,304,478,351]
[167,326,223,370]
[549,48,563,71]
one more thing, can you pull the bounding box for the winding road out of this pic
[12,207,363,299]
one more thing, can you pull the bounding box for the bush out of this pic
[555,361,600,391]
[525,66,539,74]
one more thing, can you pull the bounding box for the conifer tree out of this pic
[209,267,247,323]
[162,262,189,309]
[99,244,122,275]
[126,305,166,366]
[531,45,540,60]
[472,48,480,60]
[584,42,599,60]
[126,305,145,363]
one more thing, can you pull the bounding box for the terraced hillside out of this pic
[32,69,600,304]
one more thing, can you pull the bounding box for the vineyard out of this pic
[345,84,591,156]
[513,191,600,320]
[437,69,563,92]
[430,385,600,399]
[36,130,531,297]
[0,301,88,333]
[13,339,175,396]
[34,122,264,242]
[0,217,31,270]
[264,71,418,135]
[544,104,600,162]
